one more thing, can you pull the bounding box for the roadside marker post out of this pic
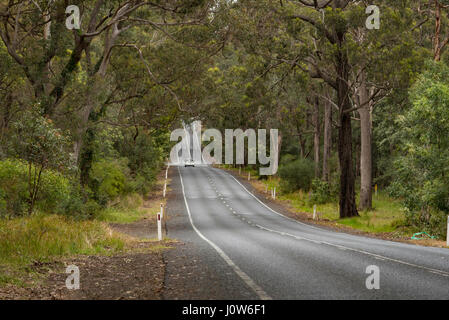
[248,172,251,181]
[313,205,317,220]
[273,187,276,200]
[157,213,162,241]
[160,203,164,219]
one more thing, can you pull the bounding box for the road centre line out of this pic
[178,167,272,300]
[212,168,449,278]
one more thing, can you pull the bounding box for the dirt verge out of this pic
[0,169,173,300]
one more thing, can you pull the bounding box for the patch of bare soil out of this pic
[0,241,169,300]
[0,170,173,300]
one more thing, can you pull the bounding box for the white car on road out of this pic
[184,159,195,167]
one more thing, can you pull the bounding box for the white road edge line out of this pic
[222,169,449,277]
[178,167,272,300]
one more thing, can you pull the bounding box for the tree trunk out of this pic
[322,94,332,182]
[358,72,373,210]
[336,50,359,218]
[434,0,442,61]
[313,96,321,178]
[75,25,119,184]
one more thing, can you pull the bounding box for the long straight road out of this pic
[165,165,449,300]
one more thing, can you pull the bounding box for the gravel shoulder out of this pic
[162,166,258,300]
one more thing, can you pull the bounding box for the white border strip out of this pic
[178,167,272,300]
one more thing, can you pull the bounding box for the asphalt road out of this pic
[164,165,449,300]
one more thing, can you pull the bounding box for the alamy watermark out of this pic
[65,5,80,30]
[170,121,279,176]
[365,265,380,290]
[63,4,380,31]
[65,265,80,290]
[366,5,380,30]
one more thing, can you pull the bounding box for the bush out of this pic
[388,61,449,238]
[280,154,297,166]
[278,159,315,193]
[0,159,72,217]
[37,170,71,214]
[89,159,129,206]
[59,184,101,220]
[0,159,28,216]
[310,179,338,204]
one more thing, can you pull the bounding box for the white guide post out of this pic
[160,203,164,219]
[157,212,162,241]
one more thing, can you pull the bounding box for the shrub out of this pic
[280,154,297,166]
[0,159,71,217]
[388,61,449,238]
[0,159,28,216]
[89,159,129,206]
[310,179,338,204]
[37,170,71,214]
[278,158,315,193]
[9,110,70,214]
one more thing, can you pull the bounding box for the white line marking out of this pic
[220,169,449,278]
[226,172,323,231]
[255,223,449,277]
[178,167,271,300]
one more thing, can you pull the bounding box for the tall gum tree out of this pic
[287,0,360,217]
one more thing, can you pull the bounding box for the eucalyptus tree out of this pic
[1,0,225,186]
[227,0,426,217]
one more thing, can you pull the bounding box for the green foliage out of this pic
[7,109,71,214]
[310,179,338,204]
[389,60,449,238]
[280,154,297,166]
[0,214,124,268]
[278,159,315,193]
[88,159,129,206]
[0,159,72,217]
[10,109,70,171]
[96,194,147,224]
[113,131,166,195]
[0,160,28,216]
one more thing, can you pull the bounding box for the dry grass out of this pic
[0,214,126,286]
[221,166,412,236]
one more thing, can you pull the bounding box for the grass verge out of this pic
[221,165,407,236]
[0,213,125,286]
